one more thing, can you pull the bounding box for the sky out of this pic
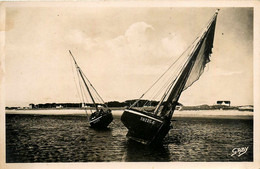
[4,6,253,107]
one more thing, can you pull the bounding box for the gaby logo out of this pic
[231,147,249,157]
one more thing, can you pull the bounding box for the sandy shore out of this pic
[5,109,253,119]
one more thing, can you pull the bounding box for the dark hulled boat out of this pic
[121,9,219,145]
[69,50,113,129]
[121,108,171,145]
[89,108,113,128]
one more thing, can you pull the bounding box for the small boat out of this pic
[88,108,113,128]
[69,50,113,128]
[121,9,219,145]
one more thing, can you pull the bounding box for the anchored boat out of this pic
[69,50,113,128]
[121,10,219,145]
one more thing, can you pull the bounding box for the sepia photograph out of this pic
[0,1,259,169]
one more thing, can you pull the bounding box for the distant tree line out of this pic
[30,100,161,109]
[181,104,236,110]
[6,99,172,110]
[5,100,253,111]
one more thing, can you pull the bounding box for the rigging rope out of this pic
[81,71,108,108]
[79,75,93,114]
[131,11,216,109]
[77,68,91,115]
[130,35,198,108]
[70,52,92,117]
[149,54,187,101]
[70,55,83,105]
[69,54,89,117]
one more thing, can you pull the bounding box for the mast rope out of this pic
[70,55,83,104]
[77,67,92,115]
[132,10,218,108]
[131,34,198,108]
[149,53,188,101]
[79,75,93,114]
[69,54,89,116]
[69,50,108,113]
[81,71,108,108]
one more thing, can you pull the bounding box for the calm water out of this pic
[6,113,253,162]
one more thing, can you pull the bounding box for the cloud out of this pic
[64,21,188,78]
[62,22,190,100]
[125,22,155,44]
[161,34,187,57]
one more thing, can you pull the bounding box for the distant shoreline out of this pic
[6,106,254,112]
[5,109,253,120]
[5,105,254,111]
[6,102,254,112]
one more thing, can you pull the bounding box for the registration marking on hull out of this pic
[125,109,163,123]
[90,116,102,123]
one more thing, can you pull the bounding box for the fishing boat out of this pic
[69,50,113,128]
[121,9,219,145]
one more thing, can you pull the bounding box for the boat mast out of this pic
[157,9,219,118]
[69,50,99,112]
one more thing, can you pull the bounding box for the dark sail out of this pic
[121,10,219,145]
[158,11,218,118]
[183,16,217,91]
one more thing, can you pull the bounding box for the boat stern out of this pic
[121,108,171,145]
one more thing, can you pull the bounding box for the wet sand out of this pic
[6,112,253,162]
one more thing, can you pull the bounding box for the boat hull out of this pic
[89,112,113,129]
[121,108,171,145]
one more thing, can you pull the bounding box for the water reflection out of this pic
[122,139,170,162]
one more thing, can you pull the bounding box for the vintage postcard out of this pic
[0,1,259,169]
